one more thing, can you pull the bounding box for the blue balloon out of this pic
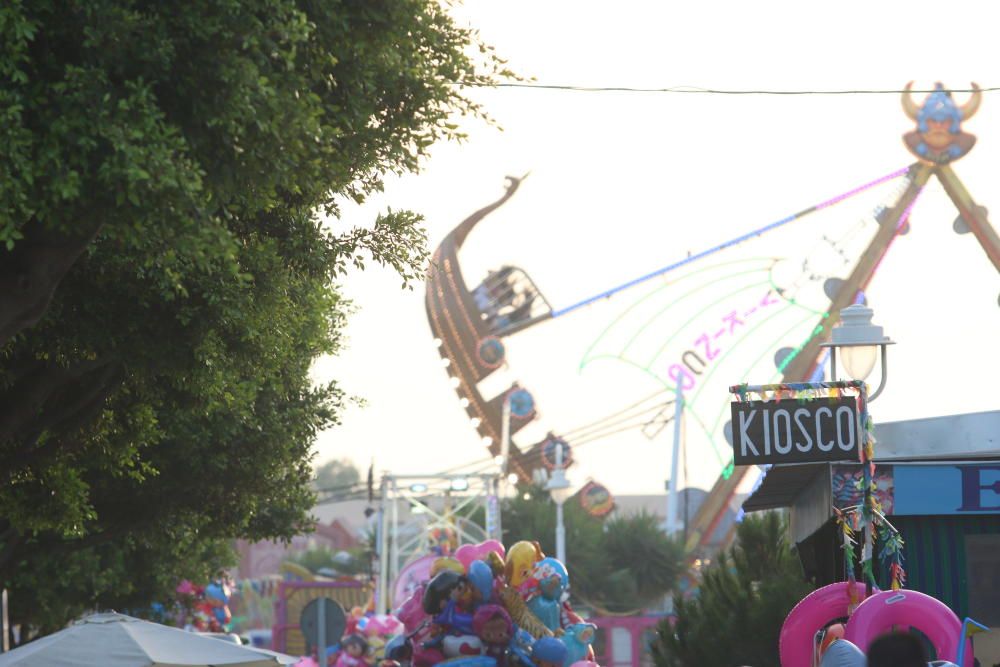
[528,557,568,632]
[561,624,596,667]
[527,596,561,633]
[467,560,493,603]
[439,657,497,667]
[819,639,865,667]
[533,558,568,597]
[509,627,536,667]
[532,637,567,666]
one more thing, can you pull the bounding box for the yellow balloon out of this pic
[431,557,465,576]
[505,540,544,588]
[485,551,506,577]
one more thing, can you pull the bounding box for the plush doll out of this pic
[334,635,370,667]
[203,583,232,630]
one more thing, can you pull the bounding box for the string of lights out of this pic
[457,82,1000,95]
[559,402,670,443]
[311,412,672,507]
[552,165,912,317]
[421,413,668,482]
[314,480,369,495]
[558,388,671,438]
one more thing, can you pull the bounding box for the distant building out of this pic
[235,518,359,579]
[605,487,741,554]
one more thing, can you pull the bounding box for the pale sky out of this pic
[311,0,1000,496]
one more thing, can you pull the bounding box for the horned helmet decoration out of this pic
[902,81,981,133]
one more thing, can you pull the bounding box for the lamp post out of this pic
[545,442,572,564]
[822,304,895,597]
[821,304,895,401]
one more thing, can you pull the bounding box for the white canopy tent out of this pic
[0,612,297,667]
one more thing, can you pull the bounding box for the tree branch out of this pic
[0,357,117,442]
[0,220,103,346]
[0,360,123,482]
[0,529,24,576]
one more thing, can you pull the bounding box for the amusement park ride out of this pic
[374,472,502,613]
[424,82,1000,567]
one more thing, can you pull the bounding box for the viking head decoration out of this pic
[902,82,981,162]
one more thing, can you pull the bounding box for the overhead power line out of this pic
[458,82,1000,95]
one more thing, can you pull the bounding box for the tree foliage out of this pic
[0,0,509,631]
[288,543,370,577]
[502,486,685,613]
[651,512,815,667]
[313,458,362,492]
[0,0,507,341]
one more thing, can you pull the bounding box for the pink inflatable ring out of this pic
[779,581,870,667]
[844,590,971,667]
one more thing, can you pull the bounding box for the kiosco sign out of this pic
[730,397,861,465]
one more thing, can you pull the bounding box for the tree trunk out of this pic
[0,358,124,491]
[0,222,102,346]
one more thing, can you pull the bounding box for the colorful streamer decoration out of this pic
[730,381,907,598]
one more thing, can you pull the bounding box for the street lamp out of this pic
[821,304,895,400]
[545,442,572,564]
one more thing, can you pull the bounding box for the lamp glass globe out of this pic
[841,345,878,381]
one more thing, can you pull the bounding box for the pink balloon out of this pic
[367,614,403,637]
[396,584,428,633]
[392,555,436,611]
[454,540,506,571]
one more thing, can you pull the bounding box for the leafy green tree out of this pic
[502,485,684,613]
[313,459,362,492]
[0,0,509,631]
[289,546,344,575]
[287,526,376,579]
[0,0,506,344]
[651,512,815,667]
[10,531,236,633]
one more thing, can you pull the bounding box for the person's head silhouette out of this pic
[867,632,929,667]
